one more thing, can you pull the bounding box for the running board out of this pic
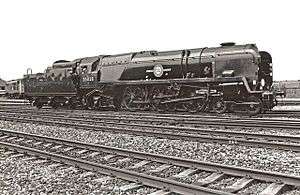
[161,96,206,104]
[227,101,261,106]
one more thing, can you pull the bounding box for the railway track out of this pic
[0,99,30,106]
[0,112,300,152]
[263,110,300,118]
[2,104,300,119]
[0,129,220,195]
[276,98,300,106]
[1,128,299,195]
[1,108,300,130]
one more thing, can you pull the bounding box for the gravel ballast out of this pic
[0,120,299,177]
[0,148,156,194]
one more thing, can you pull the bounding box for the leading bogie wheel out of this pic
[247,96,262,116]
[212,99,227,114]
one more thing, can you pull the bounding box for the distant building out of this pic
[0,78,6,96]
[273,80,300,98]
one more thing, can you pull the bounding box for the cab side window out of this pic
[91,61,98,72]
[81,66,88,74]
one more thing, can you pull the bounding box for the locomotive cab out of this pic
[258,51,275,110]
[258,51,273,90]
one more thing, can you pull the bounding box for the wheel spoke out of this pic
[122,86,146,111]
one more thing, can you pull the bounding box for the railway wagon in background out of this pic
[5,79,24,99]
[273,80,300,98]
[24,42,276,115]
[0,78,6,96]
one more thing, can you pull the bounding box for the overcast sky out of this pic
[0,0,299,81]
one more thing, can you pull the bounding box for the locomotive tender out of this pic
[24,43,275,115]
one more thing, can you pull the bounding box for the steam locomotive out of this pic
[24,42,276,115]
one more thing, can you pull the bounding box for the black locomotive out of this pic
[24,43,276,115]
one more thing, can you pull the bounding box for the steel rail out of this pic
[1,128,300,187]
[262,111,300,117]
[0,140,227,195]
[1,115,300,152]
[0,103,31,106]
[0,99,29,103]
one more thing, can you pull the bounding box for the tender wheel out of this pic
[68,97,77,109]
[247,96,262,115]
[50,98,59,109]
[37,104,43,109]
[33,99,43,109]
[212,99,227,114]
